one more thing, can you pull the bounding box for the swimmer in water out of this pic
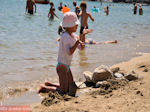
[57,37,117,44]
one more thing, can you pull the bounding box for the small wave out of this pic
[24,58,37,60]
[43,65,55,69]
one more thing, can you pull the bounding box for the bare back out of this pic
[80,11,89,27]
[49,7,54,19]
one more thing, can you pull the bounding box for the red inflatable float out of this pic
[35,0,49,4]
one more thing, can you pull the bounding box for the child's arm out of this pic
[69,40,80,55]
[33,1,36,13]
[48,10,50,17]
[78,11,82,17]
[54,12,59,19]
[78,40,85,50]
[26,1,28,12]
[76,36,85,49]
[34,4,36,13]
[88,13,94,21]
[69,40,85,54]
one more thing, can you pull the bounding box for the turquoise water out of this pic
[0,0,150,85]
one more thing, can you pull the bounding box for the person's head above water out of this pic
[50,2,54,6]
[73,1,77,7]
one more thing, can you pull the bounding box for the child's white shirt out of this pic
[57,32,81,65]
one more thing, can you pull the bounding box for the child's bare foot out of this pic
[38,85,48,93]
[114,40,118,43]
[83,29,93,35]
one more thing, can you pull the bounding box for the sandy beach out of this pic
[1,0,150,111]
[29,53,150,112]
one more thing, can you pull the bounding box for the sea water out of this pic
[0,0,150,86]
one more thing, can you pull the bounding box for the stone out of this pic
[125,71,138,81]
[83,71,93,82]
[84,81,95,87]
[143,69,148,72]
[77,82,87,89]
[110,67,120,73]
[114,73,124,79]
[94,81,103,88]
[92,65,112,83]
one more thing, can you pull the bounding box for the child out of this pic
[79,1,94,44]
[73,1,80,17]
[139,4,143,15]
[104,6,109,15]
[48,2,59,19]
[58,2,63,11]
[133,3,137,15]
[26,0,36,14]
[38,12,89,96]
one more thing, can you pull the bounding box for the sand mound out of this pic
[90,78,128,96]
[41,92,73,106]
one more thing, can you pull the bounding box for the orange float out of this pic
[61,6,70,14]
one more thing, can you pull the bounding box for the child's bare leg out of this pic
[82,34,86,43]
[81,29,93,43]
[57,66,69,94]
[104,40,118,44]
[67,69,74,86]
[67,69,77,96]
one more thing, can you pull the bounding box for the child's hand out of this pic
[78,40,85,48]
[83,29,93,35]
[79,40,85,45]
[76,39,84,45]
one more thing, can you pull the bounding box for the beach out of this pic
[30,53,150,112]
[0,0,150,111]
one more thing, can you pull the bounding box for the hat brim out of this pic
[60,20,80,28]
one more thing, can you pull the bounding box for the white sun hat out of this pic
[61,12,80,28]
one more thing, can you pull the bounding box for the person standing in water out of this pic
[104,6,109,15]
[79,1,94,44]
[133,3,137,15]
[48,2,59,20]
[139,4,143,15]
[58,2,63,11]
[26,0,36,14]
[73,1,80,17]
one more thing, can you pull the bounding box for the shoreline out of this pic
[1,53,150,112]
